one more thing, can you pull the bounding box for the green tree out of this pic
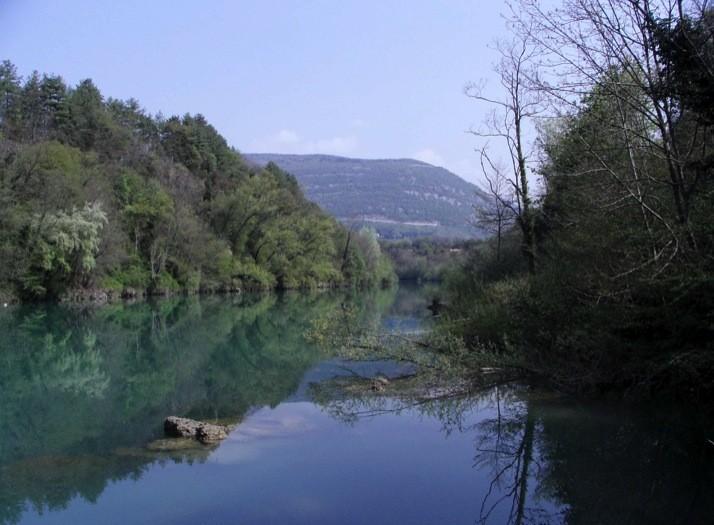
[39,74,69,138]
[22,202,107,298]
[0,60,21,135]
[65,79,119,153]
[115,171,173,260]
[19,71,44,142]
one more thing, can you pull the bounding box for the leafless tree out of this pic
[513,0,711,258]
[466,26,546,274]
[471,165,517,262]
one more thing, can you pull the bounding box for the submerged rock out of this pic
[371,376,390,392]
[164,416,230,444]
[146,438,203,452]
[114,441,215,463]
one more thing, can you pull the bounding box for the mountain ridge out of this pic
[245,153,491,239]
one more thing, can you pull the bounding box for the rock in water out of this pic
[164,416,200,438]
[371,376,390,392]
[196,424,228,443]
[164,416,230,444]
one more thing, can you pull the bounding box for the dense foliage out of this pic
[0,63,394,301]
[447,2,714,399]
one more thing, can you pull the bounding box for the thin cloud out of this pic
[251,129,358,155]
[414,151,486,185]
[413,148,445,167]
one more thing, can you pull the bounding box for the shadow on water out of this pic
[0,284,712,524]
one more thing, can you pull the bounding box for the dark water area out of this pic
[0,285,712,524]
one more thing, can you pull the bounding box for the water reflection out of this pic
[317,378,714,524]
[1,286,712,524]
[0,288,396,524]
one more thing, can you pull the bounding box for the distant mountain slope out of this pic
[245,154,491,239]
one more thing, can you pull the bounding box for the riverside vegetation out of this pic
[441,1,714,401]
[0,62,395,303]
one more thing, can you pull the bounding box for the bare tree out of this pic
[466,27,546,273]
[471,165,517,262]
[513,0,711,258]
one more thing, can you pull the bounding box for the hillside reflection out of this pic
[0,288,396,524]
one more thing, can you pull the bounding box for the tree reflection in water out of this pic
[311,375,714,525]
[0,288,396,525]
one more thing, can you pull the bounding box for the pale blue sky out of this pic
[1,0,518,184]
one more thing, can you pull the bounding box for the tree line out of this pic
[381,237,474,281]
[450,0,713,398]
[0,62,395,301]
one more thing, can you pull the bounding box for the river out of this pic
[0,285,712,524]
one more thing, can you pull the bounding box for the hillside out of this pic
[0,62,395,301]
[245,154,491,239]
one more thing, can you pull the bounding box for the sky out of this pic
[1,0,520,185]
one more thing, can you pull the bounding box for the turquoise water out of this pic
[0,286,712,524]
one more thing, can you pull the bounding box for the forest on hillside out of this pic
[444,0,714,399]
[0,62,395,302]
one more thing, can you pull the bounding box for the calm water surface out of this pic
[0,285,712,524]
